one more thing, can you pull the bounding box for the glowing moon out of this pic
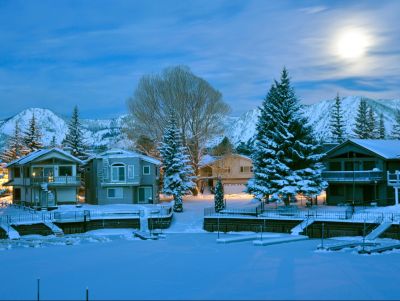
[336,29,369,59]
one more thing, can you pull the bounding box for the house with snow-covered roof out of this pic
[84,149,161,205]
[322,139,400,206]
[4,148,83,208]
[198,153,253,194]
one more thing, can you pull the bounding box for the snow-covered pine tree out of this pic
[391,109,400,139]
[366,106,378,139]
[0,122,27,163]
[50,136,57,148]
[63,106,88,160]
[329,93,346,143]
[354,98,369,139]
[159,114,196,212]
[247,68,327,204]
[214,178,224,212]
[378,113,386,139]
[23,113,43,153]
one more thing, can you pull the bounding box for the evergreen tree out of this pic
[1,122,27,163]
[329,93,346,143]
[63,106,88,160]
[159,114,196,212]
[214,178,225,212]
[236,138,254,156]
[212,136,233,156]
[247,68,327,204]
[366,106,378,139]
[354,99,369,139]
[50,136,57,148]
[391,109,400,139]
[23,113,43,153]
[378,113,386,139]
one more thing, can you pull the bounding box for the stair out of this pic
[290,218,315,235]
[0,223,20,240]
[365,221,392,240]
[44,221,64,237]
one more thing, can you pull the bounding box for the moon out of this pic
[336,29,369,59]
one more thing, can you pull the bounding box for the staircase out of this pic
[0,223,20,240]
[44,221,64,237]
[365,221,392,240]
[291,217,315,235]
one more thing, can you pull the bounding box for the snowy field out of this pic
[1,196,400,300]
[1,233,400,300]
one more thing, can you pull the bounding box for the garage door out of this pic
[223,184,246,194]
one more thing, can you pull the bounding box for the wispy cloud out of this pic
[0,0,399,118]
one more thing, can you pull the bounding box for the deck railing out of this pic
[387,171,400,187]
[322,171,383,182]
[31,176,81,185]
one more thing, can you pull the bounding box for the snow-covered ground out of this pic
[0,195,400,299]
[0,233,399,300]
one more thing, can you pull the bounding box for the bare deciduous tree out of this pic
[126,65,230,180]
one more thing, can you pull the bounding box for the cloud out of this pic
[0,0,399,118]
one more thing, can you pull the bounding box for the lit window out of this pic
[240,166,253,173]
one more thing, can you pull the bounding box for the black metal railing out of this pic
[322,171,383,182]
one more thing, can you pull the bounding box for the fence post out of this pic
[86,287,89,301]
[37,278,40,301]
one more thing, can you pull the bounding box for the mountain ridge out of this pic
[1,96,399,152]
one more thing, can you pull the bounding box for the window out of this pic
[143,165,151,175]
[107,188,123,198]
[330,185,345,197]
[59,166,73,176]
[111,164,125,182]
[13,188,21,201]
[128,165,134,178]
[138,187,153,203]
[240,166,253,173]
[329,162,341,171]
[363,161,376,170]
[14,167,21,178]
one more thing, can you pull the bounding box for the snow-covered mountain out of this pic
[223,96,400,144]
[0,96,399,152]
[0,108,131,151]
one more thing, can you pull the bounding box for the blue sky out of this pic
[0,0,399,119]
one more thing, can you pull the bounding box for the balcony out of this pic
[31,176,81,186]
[387,171,400,187]
[322,171,383,182]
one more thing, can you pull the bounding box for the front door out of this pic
[138,187,153,203]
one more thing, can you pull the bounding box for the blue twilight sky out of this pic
[0,0,399,119]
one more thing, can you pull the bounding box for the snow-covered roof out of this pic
[199,153,252,167]
[7,148,84,167]
[329,139,400,159]
[89,148,161,165]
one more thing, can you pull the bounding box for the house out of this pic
[4,148,83,208]
[198,153,254,194]
[322,139,400,206]
[84,149,161,205]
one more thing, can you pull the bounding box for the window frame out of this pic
[143,165,151,175]
[111,163,126,182]
[107,187,123,199]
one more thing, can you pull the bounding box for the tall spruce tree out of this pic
[391,109,400,139]
[23,113,43,153]
[247,68,327,204]
[366,106,378,139]
[159,114,196,212]
[354,98,369,139]
[63,106,88,160]
[1,122,26,163]
[330,93,346,143]
[214,178,225,212]
[378,113,386,139]
[50,136,57,148]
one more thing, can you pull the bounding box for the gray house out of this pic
[84,149,161,205]
[4,148,83,208]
